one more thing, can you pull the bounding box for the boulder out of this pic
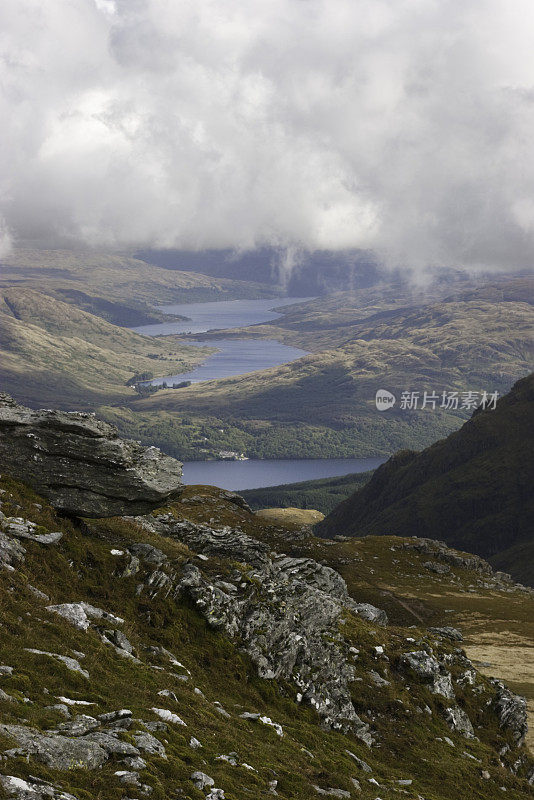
[0,724,108,769]
[0,395,184,517]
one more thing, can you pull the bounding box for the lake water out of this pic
[131,296,312,386]
[144,338,309,385]
[130,296,386,489]
[132,296,313,336]
[182,457,386,491]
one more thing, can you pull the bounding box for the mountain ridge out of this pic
[317,373,534,585]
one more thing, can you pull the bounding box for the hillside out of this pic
[114,278,534,460]
[0,249,280,326]
[0,405,533,797]
[0,288,213,409]
[241,471,374,515]
[317,373,534,585]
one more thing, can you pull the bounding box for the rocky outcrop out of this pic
[136,514,386,743]
[0,395,184,517]
[490,680,528,747]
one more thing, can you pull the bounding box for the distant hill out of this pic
[241,470,374,514]
[0,248,279,326]
[317,373,534,585]
[0,287,212,408]
[127,278,534,460]
[136,246,382,294]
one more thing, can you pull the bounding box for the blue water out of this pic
[132,296,313,336]
[130,297,312,386]
[145,338,309,386]
[182,457,385,491]
[130,297,386,489]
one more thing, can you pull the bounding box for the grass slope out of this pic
[0,288,213,409]
[0,476,533,798]
[317,373,534,585]
[241,471,374,514]
[0,248,280,326]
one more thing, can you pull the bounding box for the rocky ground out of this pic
[0,472,533,799]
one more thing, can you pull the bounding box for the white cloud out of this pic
[1,0,534,272]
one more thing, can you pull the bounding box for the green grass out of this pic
[1,476,533,798]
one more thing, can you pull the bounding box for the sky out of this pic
[2,0,534,273]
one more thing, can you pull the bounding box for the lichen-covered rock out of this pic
[399,651,455,699]
[489,679,528,746]
[443,706,475,738]
[0,395,184,517]
[171,543,383,742]
[0,774,79,799]
[0,724,108,769]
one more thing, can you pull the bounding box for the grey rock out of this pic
[148,516,270,567]
[345,750,372,771]
[428,626,463,642]
[5,521,62,545]
[114,770,140,785]
[0,530,26,568]
[133,732,166,757]
[45,604,91,630]
[98,709,132,724]
[423,561,450,575]
[0,723,108,769]
[102,629,134,654]
[400,651,455,699]
[54,715,99,736]
[24,649,89,678]
[490,680,528,746]
[403,538,493,576]
[176,553,379,742]
[0,774,79,799]
[368,670,390,687]
[313,787,351,798]
[444,706,475,738]
[191,771,215,790]
[84,732,140,756]
[0,396,185,517]
[123,756,147,770]
[27,585,50,601]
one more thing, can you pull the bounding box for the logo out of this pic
[375,389,396,411]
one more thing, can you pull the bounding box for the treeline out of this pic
[241,471,374,515]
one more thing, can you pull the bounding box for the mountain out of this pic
[136,246,382,294]
[116,277,534,460]
[0,248,280,327]
[0,398,533,798]
[0,288,213,409]
[241,470,374,515]
[317,373,534,586]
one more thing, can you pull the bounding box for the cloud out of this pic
[1,0,534,272]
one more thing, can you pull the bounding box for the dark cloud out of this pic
[1,0,534,273]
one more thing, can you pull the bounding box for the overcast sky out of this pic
[2,0,534,273]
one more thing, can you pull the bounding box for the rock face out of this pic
[141,514,387,743]
[0,395,184,517]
